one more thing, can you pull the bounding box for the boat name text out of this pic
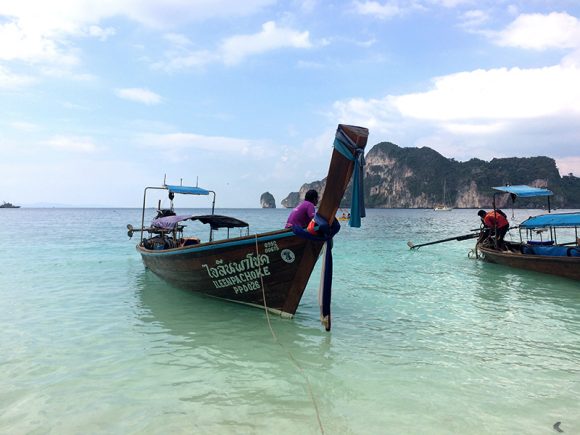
[202,253,271,294]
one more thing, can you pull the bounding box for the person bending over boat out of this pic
[285,189,319,228]
[477,209,509,245]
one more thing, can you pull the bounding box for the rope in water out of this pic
[253,234,325,435]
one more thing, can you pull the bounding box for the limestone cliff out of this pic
[281,141,580,208]
[280,179,326,208]
[260,192,276,208]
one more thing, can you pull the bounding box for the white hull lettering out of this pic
[210,266,271,290]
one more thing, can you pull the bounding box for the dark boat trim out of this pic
[478,242,580,281]
[138,229,293,257]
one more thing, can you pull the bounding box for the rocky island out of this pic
[281,142,580,209]
[260,192,276,208]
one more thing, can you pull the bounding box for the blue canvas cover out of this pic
[492,185,553,197]
[520,212,580,228]
[165,184,210,195]
[522,245,580,257]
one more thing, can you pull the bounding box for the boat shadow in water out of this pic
[131,272,346,432]
[472,260,580,309]
[134,270,334,356]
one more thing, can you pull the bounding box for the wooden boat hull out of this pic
[134,124,369,322]
[478,244,580,281]
[139,227,325,317]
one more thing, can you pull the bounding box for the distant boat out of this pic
[337,209,350,221]
[127,124,369,330]
[434,180,453,211]
[0,201,20,208]
[476,185,580,281]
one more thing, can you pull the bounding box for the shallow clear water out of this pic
[1,208,579,434]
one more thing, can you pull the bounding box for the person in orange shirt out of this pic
[477,209,510,244]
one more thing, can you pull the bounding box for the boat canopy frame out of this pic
[140,179,217,243]
[492,184,553,212]
[482,184,555,248]
[516,212,580,246]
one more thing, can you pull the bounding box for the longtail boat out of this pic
[475,185,580,281]
[128,124,369,330]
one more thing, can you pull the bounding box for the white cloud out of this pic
[0,21,73,64]
[459,9,489,30]
[352,1,402,19]
[358,38,377,47]
[163,33,192,47]
[442,121,505,135]
[39,66,95,81]
[330,61,580,165]
[45,135,99,153]
[121,0,277,28]
[392,65,580,120]
[0,65,37,88]
[88,25,116,41]
[151,33,210,70]
[0,0,276,32]
[351,0,472,19]
[116,87,162,105]
[296,0,318,14]
[332,96,399,132]
[155,21,313,70]
[152,50,218,71]
[428,0,472,7]
[496,12,580,51]
[0,0,276,68]
[220,21,312,65]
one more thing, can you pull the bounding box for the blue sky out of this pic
[1,0,580,207]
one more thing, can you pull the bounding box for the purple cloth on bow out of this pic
[151,215,192,230]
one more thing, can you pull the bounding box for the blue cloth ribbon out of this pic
[333,132,366,228]
[291,214,340,331]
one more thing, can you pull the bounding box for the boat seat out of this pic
[568,247,580,257]
[181,237,200,247]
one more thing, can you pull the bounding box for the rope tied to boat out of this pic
[292,216,340,331]
[253,234,326,434]
[333,129,366,228]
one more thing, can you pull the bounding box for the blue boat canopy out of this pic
[492,185,553,197]
[519,212,580,228]
[165,184,211,195]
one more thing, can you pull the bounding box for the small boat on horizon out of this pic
[433,205,453,211]
[434,180,453,211]
[127,124,369,330]
[337,209,350,221]
[475,185,580,281]
[1,201,20,208]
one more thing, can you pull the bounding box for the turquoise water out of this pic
[1,208,579,434]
